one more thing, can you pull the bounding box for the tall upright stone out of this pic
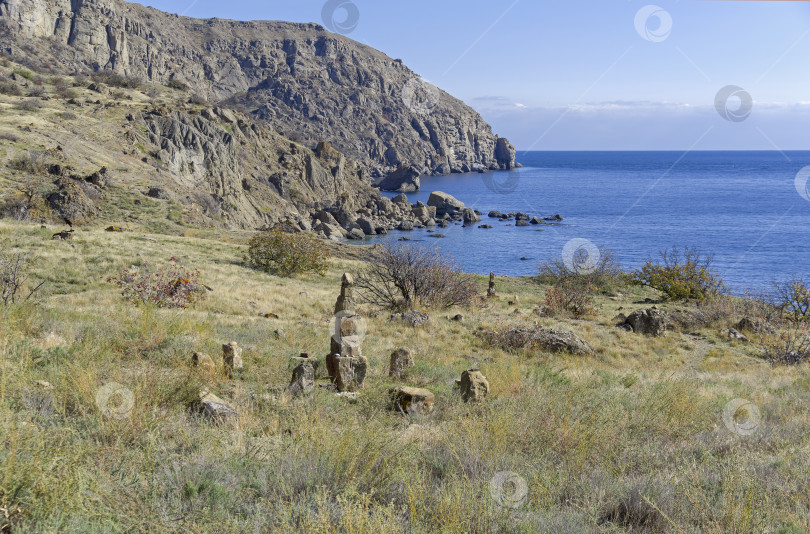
[334,273,355,314]
[222,342,243,377]
[327,274,368,392]
[487,272,496,298]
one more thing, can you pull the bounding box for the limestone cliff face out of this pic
[0,0,516,178]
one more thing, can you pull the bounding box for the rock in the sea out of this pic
[460,369,489,402]
[374,165,421,193]
[488,210,503,218]
[462,208,481,225]
[389,348,415,378]
[495,138,517,170]
[398,220,415,231]
[390,386,434,415]
[544,214,563,222]
[515,220,530,227]
[428,191,466,218]
[625,309,668,337]
[355,218,376,236]
[478,224,493,229]
[530,216,544,225]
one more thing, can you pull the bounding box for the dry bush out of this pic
[634,246,724,301]
[536,248,623,294]
[762,323,810,366]
[246,229,329,277]
[0,79,21,96]
[15,99,43,112]
[0,132,19,142]
[0,247,42,305]
[107,258,207,308]
[544,280,594,318]
[772,277,810,323]
[355,244,479,310]
[90,71,142,89]
[9,150,48,175]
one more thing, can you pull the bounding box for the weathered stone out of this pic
[515,220,530,227]
[544,214,563,222]
[723,328,749,342]
[330,354,368,392]
[222,342,243,375]
[390,386,434,415]
[355,218,376,236]
[495,137,516,170]
[487,272,496,298]
[460,369,489,402]
[374,165,421,192]
[192,352,217,377]
[427,191,465,218]
[536,329,594,355]
[287,362,314,396]
[625,309,668,337]
[389,348,415,378]
[462,208,481,225]
[736,316,777,335]
[198,389,238,422]
[392,193,409,204]
[334,273,355,314]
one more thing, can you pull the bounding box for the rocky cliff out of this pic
[0,0,516,179]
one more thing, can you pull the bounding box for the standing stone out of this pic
[222,342,243,376]
[192,352,217,377]
[389,386,435,415]
[287,362,315,396]
[487,272,496,298]
[460,369,489,402]
[334,273,355,314]
[330,354,368,392]
[389,348,415,378]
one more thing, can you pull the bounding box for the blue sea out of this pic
[361,151,810,292]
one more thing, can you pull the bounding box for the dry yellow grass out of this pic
[0,219,809,533]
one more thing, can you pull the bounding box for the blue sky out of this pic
[138,0,810,150]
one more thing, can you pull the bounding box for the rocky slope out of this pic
[0,0,516,180]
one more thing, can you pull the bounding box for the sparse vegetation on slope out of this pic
[0,220,808,533]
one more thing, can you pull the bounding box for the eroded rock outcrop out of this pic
[0,0,516,177]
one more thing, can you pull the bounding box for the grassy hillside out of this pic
[1,220,808,533]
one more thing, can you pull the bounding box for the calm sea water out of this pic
[360,151,810,292]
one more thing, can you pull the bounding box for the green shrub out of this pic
[165,79,189,91]
[12,69,33,80]
[633,247,723,301]
[246,229,329,277]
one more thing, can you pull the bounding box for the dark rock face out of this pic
[427,191,465,218]
[0,0,516,176]
[374,166,421,193]
[625,309,668,337]
[495,138,516,170]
